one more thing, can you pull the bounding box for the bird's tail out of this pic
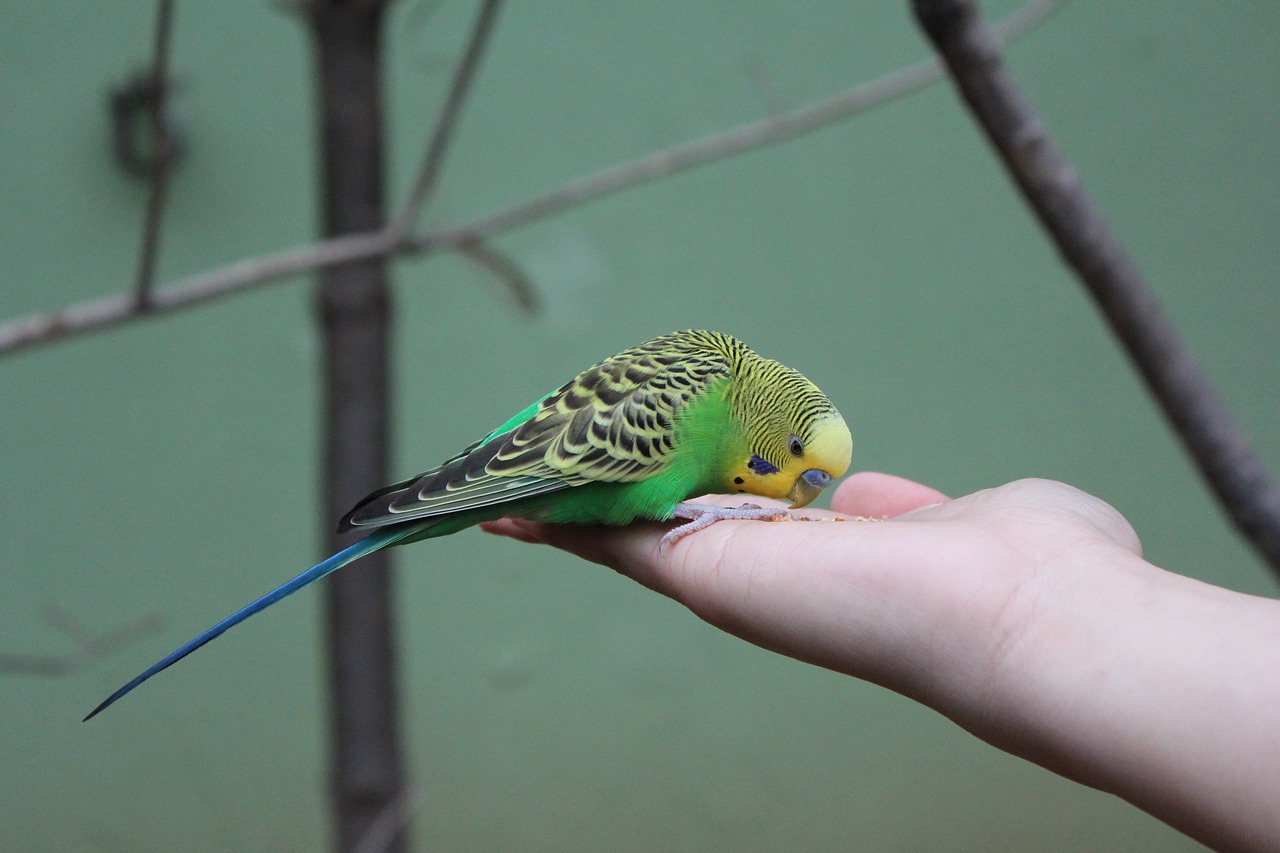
[83,524,417,721]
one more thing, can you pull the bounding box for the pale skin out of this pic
[484,473,1280,852]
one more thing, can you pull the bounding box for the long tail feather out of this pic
[83,525,414,721]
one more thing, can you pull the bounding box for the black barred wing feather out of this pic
[489,335,734,484]
[337,442,564,531]
[340,331,738,530]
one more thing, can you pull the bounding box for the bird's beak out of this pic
[788,469,833,509]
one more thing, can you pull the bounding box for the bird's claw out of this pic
[659,501,799,556]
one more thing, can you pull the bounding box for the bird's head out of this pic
[726,381,852,509]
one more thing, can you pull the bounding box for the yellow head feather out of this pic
[721,351,852,508]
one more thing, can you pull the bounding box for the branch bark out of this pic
[306,2,405,851]
[911,0,1280,576]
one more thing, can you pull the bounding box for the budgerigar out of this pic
[85,330,852,720]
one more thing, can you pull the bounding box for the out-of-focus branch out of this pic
[306,0,405,848]
[912,0,1280,576]
[0,0,1065,358]
[0,605,162,677]
[0,229,402,355]
[454,240,538,313]
[351,785,426,853]
[409,0,1067,250]
[386,0,503,237]
[133,0,178,311]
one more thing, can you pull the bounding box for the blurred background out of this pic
[2,1,1277,850]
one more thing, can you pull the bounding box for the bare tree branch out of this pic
[912,0,1280,576]
[0,605,162,677]
[0,0,1065,358]
[133,0,178,312]
[453,240,538,313]
[350,784,425,853]
[386,0,503,238]
[0,229,401,354]
[410,0,1067,250]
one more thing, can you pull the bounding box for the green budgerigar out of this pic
[85,330,851,720]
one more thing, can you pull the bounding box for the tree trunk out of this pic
[306,2,407,850]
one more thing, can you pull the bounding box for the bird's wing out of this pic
[341,335,733,529]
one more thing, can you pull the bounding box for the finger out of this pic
[482,517,666,580]
[997,478,1144,556]
[479,518,546,544]
[832,472,949,518]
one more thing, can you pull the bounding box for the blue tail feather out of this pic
[83,526,410,721]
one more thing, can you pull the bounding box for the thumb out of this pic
[832,472,949,518]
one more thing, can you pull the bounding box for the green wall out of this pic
[3,2,1277,850]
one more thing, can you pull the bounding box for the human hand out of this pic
[485,473,1280,851]
[483,473,1141,711]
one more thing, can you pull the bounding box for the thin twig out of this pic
[0,0,1065,358]
[0,229,402,355]
[412,0,1067,247]
[412,38,954,248]
[0,606,163,677]
[744,56,789,117]
[133,0,178,312]
[912,0,1280,576]
[351,785,426,853]
[454,240,538,313]
[386,0,503,238]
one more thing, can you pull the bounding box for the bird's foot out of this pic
[660,501,851,556]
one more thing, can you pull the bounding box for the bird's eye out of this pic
[788,436,804,456]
